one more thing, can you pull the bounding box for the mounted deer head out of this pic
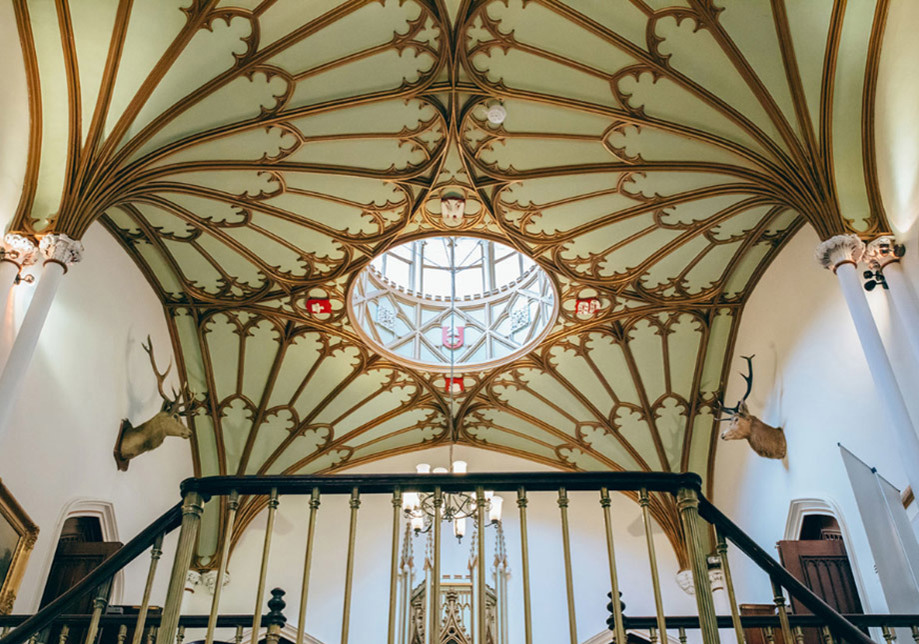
[717,355,786,459]
[114,336,200,471]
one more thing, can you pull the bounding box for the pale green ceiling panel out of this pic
[783,0,835,131]
[12,0,891,515]
[651,12,788,153]
[831,0,879,232]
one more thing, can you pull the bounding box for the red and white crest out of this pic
[442,325,465,349]
[306,298,332,315]
[575,297,601,317]
[445,377,465,394]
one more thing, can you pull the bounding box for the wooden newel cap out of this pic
[266,588,287,626]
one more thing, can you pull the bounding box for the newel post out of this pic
[264,588,287,644]
[678,487,721,644]
[155,491,204,644]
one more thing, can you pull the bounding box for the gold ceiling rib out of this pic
[9,0,890,568]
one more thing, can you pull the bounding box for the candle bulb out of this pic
[402,492,419,511]
[489,495,503,523]
[411,514,424,533]
[416,463,431,474]
[452,460,467,474]
[433,466,448,474]
[454,517,466,539]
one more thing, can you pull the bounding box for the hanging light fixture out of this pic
[400,238,503,539]
[402,460,503,540]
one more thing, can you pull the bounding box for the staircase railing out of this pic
[0,472,883,644]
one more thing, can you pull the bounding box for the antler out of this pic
[715,354,755,418]
[738,354,755,404]
[142,335,173,401]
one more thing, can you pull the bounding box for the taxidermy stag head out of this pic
[717,355,786,459]
[114,336,199,471]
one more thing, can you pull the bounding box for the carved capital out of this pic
[2,234,38,266]
[708,568,726,592]
[201,569,230,595]
[39,233,84,269]
[185,570,202,593]
[864,235,902,268]
[676,569,695,595]
[815,234,864,272]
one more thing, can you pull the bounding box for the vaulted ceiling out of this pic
[9,0,890,565]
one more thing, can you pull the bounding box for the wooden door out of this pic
[39,541,122,611]
[777,538,863,644]
[777,539,862,615]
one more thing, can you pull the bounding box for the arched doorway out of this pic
[778,504,864,644]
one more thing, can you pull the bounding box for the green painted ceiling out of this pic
[10,0,891,561]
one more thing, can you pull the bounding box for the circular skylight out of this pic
[349,237,557,371]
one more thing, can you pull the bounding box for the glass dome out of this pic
[350,237,557,371]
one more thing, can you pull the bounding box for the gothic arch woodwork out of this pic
[7,0,893,565]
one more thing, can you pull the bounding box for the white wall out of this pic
[711,0,919,618]
[710,226,902,613]
[181,445,698,644]
[0,223,193,613]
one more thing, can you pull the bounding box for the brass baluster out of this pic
[557,488,577,644]
[883,626,896,643]
[58,625,70,644]
[911,626,919,644]
[175,626,185,644]
[650,627,659,644]
[206,491,239,644]
[764,627,775,644]
[639,489,667,641]
[145,626,157,644]
[340,488,361,644]
[793,626,805,644]
[251,489,280,644]
[679,627,688,644]
[1,627,9,638]
[476,487,487,644]
[715,529,745,644]
[388,489,402,644]
[677,487,720,644]
[517,487,533,644]
[821,626,835,644]
[600,488,626,644]
[234,625,244,644]
[297,488,320,644]
[83,590,108,644]
[430,488,442,644]
[115,624,128,644]
[156,491,204,644]
[132,533,164,644]
[771,579,794,644]
[28,634,38,644]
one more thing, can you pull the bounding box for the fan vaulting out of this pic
[9,0,890,565]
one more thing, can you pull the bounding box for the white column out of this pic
[866,236,919,366]
[817,234,919,496]
[0,233,83,441]
[0,235,39,366]
[0,235,38,300]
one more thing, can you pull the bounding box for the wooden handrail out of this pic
[0,472,879,644]
[181,470,704,498]
[698,496,874,644]
[0,503,182,644]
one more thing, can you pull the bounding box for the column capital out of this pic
[39,233,83,270]
[815,234,865,272]
[2,234,38,266]
[864,235,904,268]
[708,568,726,592]
[676,568,695,595]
